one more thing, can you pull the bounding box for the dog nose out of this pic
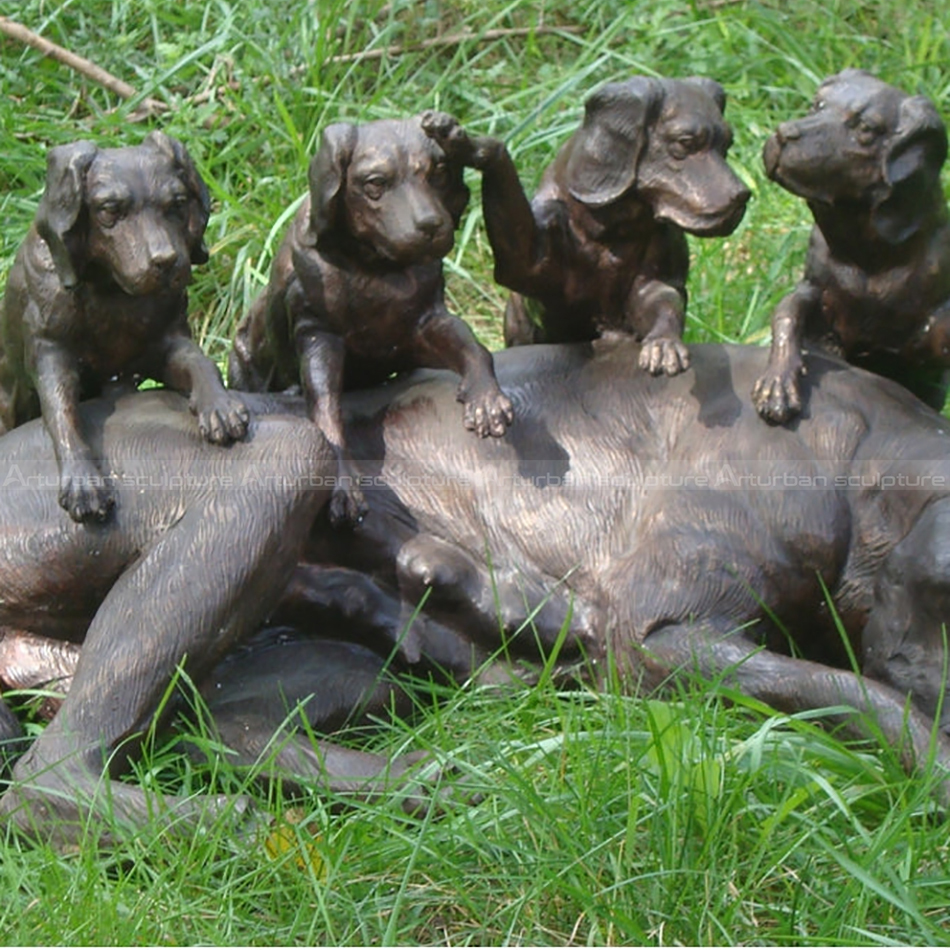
[148,235,179,272]
[776,121,801,144]
[416,212,443,237]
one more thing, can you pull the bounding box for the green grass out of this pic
[4,0,950,943]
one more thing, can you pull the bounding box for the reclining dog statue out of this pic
[2,339,950,843]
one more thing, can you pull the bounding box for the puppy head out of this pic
[35,132,211,293]
[764,69,947,244]
[304,115,469,267]
[561,76,748,236]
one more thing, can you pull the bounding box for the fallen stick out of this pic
[323,24,583,66]
[0,15,167,115]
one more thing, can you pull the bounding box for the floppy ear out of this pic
[681,76,727,115]
[873,95,948,244]
[144,130,212,264]
[35,140,98,290]
[304,123,359,249]
[563,77,664,206]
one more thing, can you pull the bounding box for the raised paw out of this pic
[197,392,251,445]
[752,363,805,425]
[59,458,115,524]
[461,386,514,438]
[639,337,691,377]
[420,110,491,169]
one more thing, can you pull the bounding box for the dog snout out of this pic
[775,120,802,144]
[147,230,180,273]
[408,190,449,239]
[414,207,444,239]
[106,217,189,295]
[405,191,454,258]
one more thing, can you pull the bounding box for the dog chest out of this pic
[300,255,445,356]
[65,286,189,376]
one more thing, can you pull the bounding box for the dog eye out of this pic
[856,120,884,145]
[362,176,388,201]
[94,201,124,228]
[166,193,190,216]
[429,159,449,185]
[669,135,700,161]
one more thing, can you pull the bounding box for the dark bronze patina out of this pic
[227,113,514,526]
[753,69,950,422]
[2,340,950,843]
[424,77,750,374]
[0,133,250,524]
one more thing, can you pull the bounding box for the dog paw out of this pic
[752,366,804,424]
[197,393,251,445]
[421,110,490,168]
[328,483,368,528]
[461,386,515,438]
[58,461,115,524]
[639,337,690,376]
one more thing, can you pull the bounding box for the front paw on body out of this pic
[752,362,805,424]
[59,458,115,524]
[196,392,251,445]
[638,337,690,376]
[460,385,514,438]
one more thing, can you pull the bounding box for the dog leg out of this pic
[641,622,950,803]
[633,279,691,376]
[420,112,543,293]
[161,333,250,445]
[395,533,597,661]
[752,282,820,424]
[503,293,545,347]
[0,436,328,846]
[293,319,367,526]
[0,693,26,775]
[31,336,116,523]
[197,633,444,811]
[0,348,32,435]
[412,313,514,438]
[274,563,487,672]
[896,304,950,408]
[0,628,79,721]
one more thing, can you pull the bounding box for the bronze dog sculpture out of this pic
[753,69,950,422]
[3,340,950,844]
[0,132,250,523]
[227,112,514,525]
[425,77,750,374]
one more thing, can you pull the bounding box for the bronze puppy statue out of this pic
[227,112,514,525]
[0,132,249,523]
[425,77,750,374]
[753,69,950,422]
[4,342,950,844]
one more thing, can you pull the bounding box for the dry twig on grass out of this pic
[0,15,168,117]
